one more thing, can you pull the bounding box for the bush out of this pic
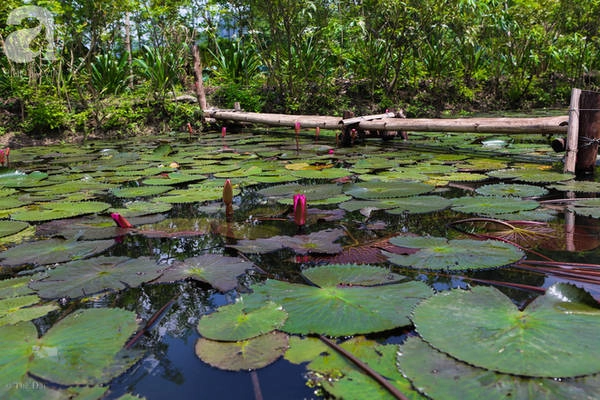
[22,96,68,134]
[211,83,265,112]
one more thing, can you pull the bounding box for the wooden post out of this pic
[564,88,581,174]
[575,90,600,175]
[192,44,208,112]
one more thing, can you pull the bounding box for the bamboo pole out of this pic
[204,110,342,129]
[564,88,581,174]
[359,116,568,134]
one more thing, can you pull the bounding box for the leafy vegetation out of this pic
[2,0,600,138]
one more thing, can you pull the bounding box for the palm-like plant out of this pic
[91,53,131,96]
[135,45,186,102]
[208,39,262,86]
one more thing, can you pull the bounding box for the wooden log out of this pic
[575,90,600,175]
[564,88,581,174]
[204,110,342,129]
[192,44,208,112]
[358,116,568,134]
[342,112,397,125]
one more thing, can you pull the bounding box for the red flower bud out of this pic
[110,213,133,228]
[293,194,307,227]
[223,179,233,206]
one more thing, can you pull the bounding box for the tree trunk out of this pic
[575,90,600,175]
[192,44,208,112]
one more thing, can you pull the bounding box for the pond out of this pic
[1,126,600,400]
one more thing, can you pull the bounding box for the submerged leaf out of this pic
[301,264,405,287]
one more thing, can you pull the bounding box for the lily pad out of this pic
[547,180,600,193]
[197,300,287,341]
[412,283,600,378]
[154,254,255,292]
[383,236,524,271]
[0,276,35,299]
[0,220,30,238]
[110,185,173,198]
[0,295,58,326]
[250,278,432,336]
[487,168,573,183]
[195,331,289,371]
[0,238,115,267]
[397,336,600,400]
[10,201,111,222]
[0,308,140,389]
[451,196,539,216]
[343,181,433,200]
[475,183,549,198]
[301,264,406,287]
[29,256,162,299]
[229,229,345,255]
[109,201,173,217]
[384,195,453,215]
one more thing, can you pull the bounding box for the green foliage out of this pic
[91,53,132,96]
[211,83,265,112]
[22,94,69,134]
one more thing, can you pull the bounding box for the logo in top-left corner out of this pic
[4,5,56,63]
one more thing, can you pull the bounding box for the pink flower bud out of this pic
[110,213,133,228]
[293,194,307,227]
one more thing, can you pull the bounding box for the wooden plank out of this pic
[564,88,581,174]
[574,90,600,175]
[358,116,568,134]
[342,112,397,125]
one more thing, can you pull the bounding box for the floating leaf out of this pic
[251,279,432,336]
[547,180,600,193]
[109,201,172,217]
[487,168,573,183]
[0,171,48,188]
[110,185,173,198]
[301,264,405,287]
[344,181,433,200]
[0,295,58,326]
[154,254,255,292]
[291,168,350,179]
[229,229,345,255]
[10,201,111,222]
[0,220,30,238]
[412,283,600,378]
[29,256,162,299]
[475,183,549,198]
[258,183,344,201]
[0,238,115,267]
[197,300,287,341]
[195,331,288,371]
[0,276,35,299]
[0,308,139,389]
[384,236,524,271]
[142,172,207,186]
[397,336,600,400]
[384,195,453,215]
[451,196,539,216]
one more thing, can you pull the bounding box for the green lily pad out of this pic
[195,331,289,371]
[344,181,433,200]
[397,336,600,400]
[451,196,539,216]
[301,264,406,287]
[0,308,140,389]
[291,167,350,180]
[109,201,173,217]
[10,201,111,222]
[154,254,255,292]
[197,300,287,341]
[0,238,115,267]
[258,183,344,201]
[250,278,432,336]
[487,168,573,183]
[155,186,227,203]
[0,295,58,326]
[29,256,162,299]
[412,283,600,378]
[384,236,524,271]
[142,172,207,186]
[475,183,549,198]
[110,185,173,198]
[547,180,600,193]
[0,171,48,188]
[384,195,453,215]
[0,276,35,299]
[0,220,30,238]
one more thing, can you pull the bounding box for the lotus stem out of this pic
[315,126,320,142]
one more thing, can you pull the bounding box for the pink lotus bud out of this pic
[328,149,334,155]
[315,126,320,141]
[221,126,227,137]
[293,194,307,227]
[294,122,301,134]
[111,213,133,228]
[223,179,233,206]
